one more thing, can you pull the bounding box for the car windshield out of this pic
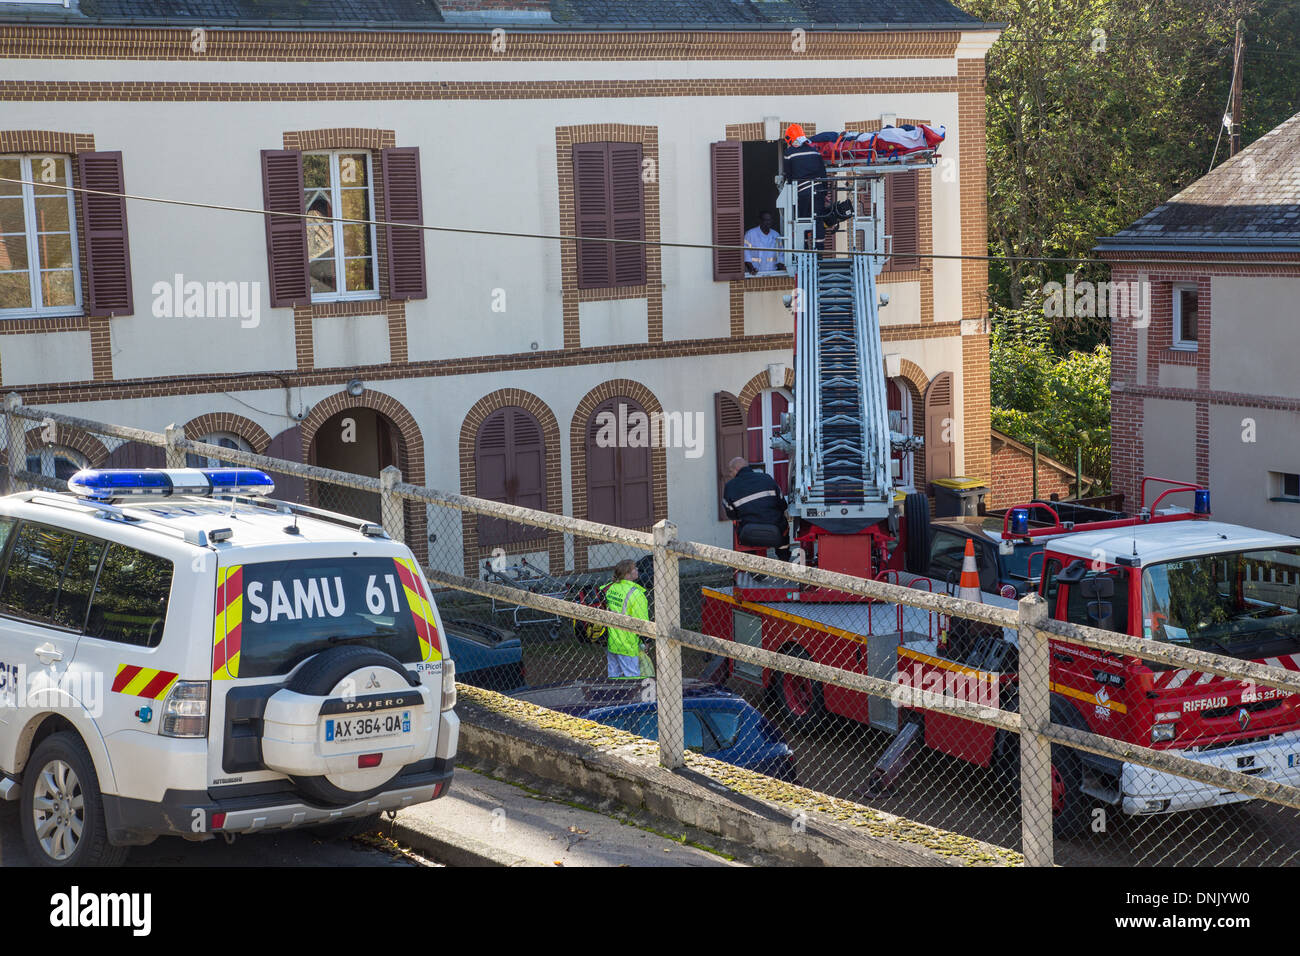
[999,542,1041,582]
[231,556,424,677]
[1141,546,1300,661]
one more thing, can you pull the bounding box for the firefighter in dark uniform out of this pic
[723,457,791,561]
[782,124,828,250]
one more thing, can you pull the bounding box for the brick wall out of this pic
[988,437,1078,508]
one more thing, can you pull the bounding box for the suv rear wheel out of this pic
[21,732,129,867]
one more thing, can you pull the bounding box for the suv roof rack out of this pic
[18,491,216,546]
[223,494,389,540]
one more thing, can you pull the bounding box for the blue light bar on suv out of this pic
[67,468,276,500]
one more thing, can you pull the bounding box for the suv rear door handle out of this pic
[34,644,63,665]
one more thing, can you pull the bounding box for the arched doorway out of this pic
[308,406,399,523]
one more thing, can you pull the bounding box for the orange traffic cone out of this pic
[957,537,982,603]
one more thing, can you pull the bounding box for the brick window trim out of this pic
[281,129,399,317]
[23,423,109,465]
[569,378,668,573]
[181,412,272,454]
[458,388,564,576]
[556,124,662,348]
[0,131,97,333]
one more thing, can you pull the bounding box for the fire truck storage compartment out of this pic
[724,590,912,733]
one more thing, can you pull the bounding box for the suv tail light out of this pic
[161,681,210,737]
[441,660,457,712]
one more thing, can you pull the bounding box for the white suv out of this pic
[0,468,458,866]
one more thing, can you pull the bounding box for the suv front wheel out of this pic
[21,732,129,867]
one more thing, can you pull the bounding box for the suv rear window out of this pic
[87,544,174,647]
[234,557,424,677]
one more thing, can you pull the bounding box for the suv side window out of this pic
[0,522,94,627]
[86,544,174,647]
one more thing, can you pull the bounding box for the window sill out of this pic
[0,308,85,321]
[1269,496,1300,504]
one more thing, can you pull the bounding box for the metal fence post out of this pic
[1017,592,1054,866]
[379,465,405,544]
[653,519,685,770]
[5,393,25,494]
[163,423,187,469]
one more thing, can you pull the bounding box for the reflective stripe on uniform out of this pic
[730,489,778,508]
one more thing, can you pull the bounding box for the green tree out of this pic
[990,301,1112,489]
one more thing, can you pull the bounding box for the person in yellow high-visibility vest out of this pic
[604,559,653,680]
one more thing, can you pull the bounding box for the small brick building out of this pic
[1097,110,1300,533]
[987,429,1088,508]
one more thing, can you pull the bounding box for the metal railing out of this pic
[8,394,1300,867]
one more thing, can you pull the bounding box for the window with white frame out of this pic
[186,432,252,469]
[746,388,791,493]
[26,445,86,482]
[302,151,378,301]
[1172,283,1199,349]
[0,155,82,318]
[887,378,915,490]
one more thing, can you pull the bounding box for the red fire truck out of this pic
[712,130,1300,834]
[703,480,1300,835]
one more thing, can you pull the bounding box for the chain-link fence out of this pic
[8,395,1300,867]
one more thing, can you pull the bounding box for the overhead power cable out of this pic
[1,174,1295,270]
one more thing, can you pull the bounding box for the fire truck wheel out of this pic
[904,492,930,574]
[774,646,825,726]
[21,732,130,868]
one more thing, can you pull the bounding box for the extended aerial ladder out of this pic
[770,142,938,569]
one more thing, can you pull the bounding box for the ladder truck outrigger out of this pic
[703,132,1300,837]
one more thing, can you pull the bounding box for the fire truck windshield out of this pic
[1142,546,1300,662]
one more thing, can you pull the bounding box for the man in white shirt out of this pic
[743,210,787,275]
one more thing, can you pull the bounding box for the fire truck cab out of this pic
[1031,517,1300,820]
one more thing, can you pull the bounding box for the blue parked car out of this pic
[512,679,798,783]
[443,618,525,693]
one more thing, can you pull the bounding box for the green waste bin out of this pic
[931,477,988,517]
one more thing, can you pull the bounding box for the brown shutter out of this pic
[260,149,310,307]
[586,401,619,526]
[587,397,654,529]
[475,407,547,546]
[102,441,164,469]
[714,390,746,520]
[711,141,744,281]
[264,425,306,503]
[573,143,612,289]
[609,143,646,287]
[924,372,955,489]
[77,151,133,317]
[381,146,426,301]
[885,170,919,271]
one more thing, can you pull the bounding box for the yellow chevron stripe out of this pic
[225,594,243,636]
[122,669,156,697]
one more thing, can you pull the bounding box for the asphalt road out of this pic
[0,802,438,867]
